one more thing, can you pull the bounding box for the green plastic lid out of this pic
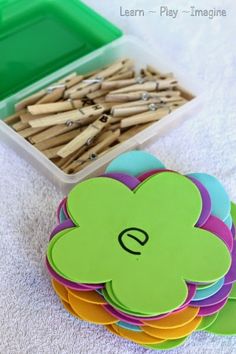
[0,0,122,100]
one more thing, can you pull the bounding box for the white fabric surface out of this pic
[1,0,236,353]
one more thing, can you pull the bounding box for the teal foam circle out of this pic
[188,173,230,221]
[192,277,225,301]
[105,150,165,177]
[59,207,67,222]
[116,321,142,332]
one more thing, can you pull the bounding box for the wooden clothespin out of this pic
[27,99,82,115]
[94,58,133,81]
[14,73,77,111]
[36,86,65,104]
[120,107,172,128]
[106,90,181,103]
[101,76,145,91]
[29,103,108,128]
[15,91,46,111]
[63,77,88,98]
[118,123,153,143]
[57,145,88,170]
[140,68,154,78]
[19,126,47,139]
[57,114,112,158]
[12,121,29,132]
[87,89,109,100]
[108,70,134,81]
[63,75,84,89]
[20,112,48,123]
[110,82,157,94]
[67,59,128,96]
[176,85,194,100]
[110,97,175,109]
[146,65,174,78]
[165,98,188,109]
[4,110,26,125]
[28,124,76,144]
[34,129,81,151]
[63,129,120,173]
[43,144,67,159]
[145,65,161,76]
[112,102,160,118]
[110,78,178,94]
[68,82,101,100]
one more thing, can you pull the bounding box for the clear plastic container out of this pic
[0,36,203,193]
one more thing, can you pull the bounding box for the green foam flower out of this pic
[47,172,231,315]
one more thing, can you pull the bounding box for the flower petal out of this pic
[47,227,114,283]
[67,177,133,225]
[110,269,189,315]
[135,172,202,227]
[181,228,231,283]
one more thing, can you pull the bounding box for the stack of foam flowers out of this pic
[46,150,236,350]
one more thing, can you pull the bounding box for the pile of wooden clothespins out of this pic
[4,58,192,174]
